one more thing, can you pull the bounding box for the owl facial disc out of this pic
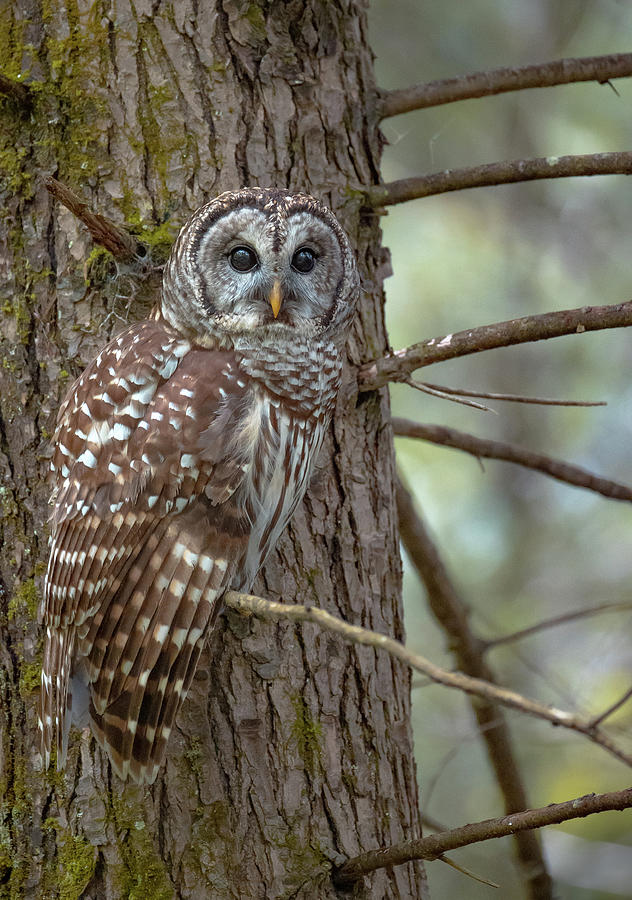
[161,188,359,345]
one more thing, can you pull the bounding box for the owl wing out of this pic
[40,320,253,783]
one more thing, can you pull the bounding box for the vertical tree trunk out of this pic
[0,2,427,897]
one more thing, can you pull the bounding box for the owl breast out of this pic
[232,338,342,589]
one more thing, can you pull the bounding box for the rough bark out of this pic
[0,2,426,898]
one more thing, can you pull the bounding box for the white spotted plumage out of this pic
[39,188,359,783]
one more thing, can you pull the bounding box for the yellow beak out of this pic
[269,280,282,319]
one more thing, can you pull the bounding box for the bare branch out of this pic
[396,476,552,897]
[380,53,632,118]
[589,686,632,729]
[0,73,30,105]
[406,377,494,412]
[420,382,606,407]
[439,855,499,889]
[392,419,632,503]
[45,176,140,261]
[366,152,632,208]
[358,299,632,390]
[223,590,632,768]
[332,788,632,887]
[484,602,632,650]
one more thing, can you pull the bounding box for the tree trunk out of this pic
[0,2,427,897]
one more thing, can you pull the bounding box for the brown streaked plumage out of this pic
[39,188,359,783]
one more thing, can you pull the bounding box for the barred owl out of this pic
[39,188,359,784]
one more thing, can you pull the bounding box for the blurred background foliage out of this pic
[368,2,632,898]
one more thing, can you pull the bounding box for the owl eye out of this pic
[291,247,316,273]
[229,246,259,272]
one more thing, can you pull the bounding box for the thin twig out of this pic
[439,855,499,889]
[358,299,632,391]
[406,377,494,412]
[380,52,632,118]
[392,419,632,503]
[420,382,606,407]
[396,476,552,898]
[332,788,632,887]
[223,590,632,768]
[484,602,632,650]
[589,686,632,728]
[0,73,30,105]
[366,152,632,208]
[45,176,140,260]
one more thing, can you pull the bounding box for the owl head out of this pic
[161,188,359,346]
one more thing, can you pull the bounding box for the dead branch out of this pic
[396,476,552,898]
[380,52,632,118]
[223,590,632,768]
[439,854,499,889]
[0,73,30,105]
[392,419,632,503]
[44,176,140,261]
[358,299,632,390]
[406,377,494,412]
[419,382,605,407]
[333,788,632,887]
[366,152,632,208]
[589,686,632,729]
[484,602,632,651]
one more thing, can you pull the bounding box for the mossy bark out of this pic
[0,2,427,897]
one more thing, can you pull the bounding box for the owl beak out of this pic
[269,280,282,319]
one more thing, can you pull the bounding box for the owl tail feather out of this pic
[87,561,223,784]
[89,624,212,785]
[88,648,198,785]
[38,627,75,773]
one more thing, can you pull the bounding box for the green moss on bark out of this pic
[110,795,174,900]
[18,661,42,697]
[273,829,330,894]
[291,695,323,777]
[43,820,97,900]
[7,578,39,623]
[58,835,97,900]
[1,757,32,899]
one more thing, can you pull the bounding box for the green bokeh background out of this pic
[368,3,632,898]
